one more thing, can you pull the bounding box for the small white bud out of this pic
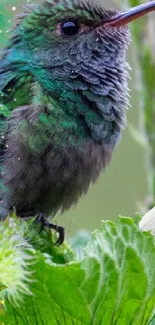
[139,206,155,235]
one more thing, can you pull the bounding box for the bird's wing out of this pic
[0,69,31,112]
[0,42,48,159]
[0,59,30,164]
[0,45,32,113]
[8,104,47,126]
[0,41,34,159]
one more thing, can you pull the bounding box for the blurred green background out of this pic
[1,0,148,233]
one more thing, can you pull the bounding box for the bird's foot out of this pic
[35,213,65,246]
[34,212,46,232]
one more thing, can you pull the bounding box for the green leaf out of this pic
[0,215,155,324]
[149,315,155,325]
[70,229,91,259]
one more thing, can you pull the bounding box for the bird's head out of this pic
[1,0,155,145]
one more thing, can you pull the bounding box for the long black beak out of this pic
[103,0,155,27]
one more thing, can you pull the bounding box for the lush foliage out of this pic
[0,215,154,325]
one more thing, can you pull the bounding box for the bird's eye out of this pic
[61,20,80,36]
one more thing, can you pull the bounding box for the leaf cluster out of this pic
[0,215,155,325]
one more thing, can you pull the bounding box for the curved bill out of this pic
[103,0,155,27]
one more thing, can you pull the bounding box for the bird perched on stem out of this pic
[0,0,155,244]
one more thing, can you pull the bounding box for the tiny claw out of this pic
[54,226,65,246]
[44,220,65,246]
[34,213,65,245]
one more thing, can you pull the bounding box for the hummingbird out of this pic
[0,0,154,245]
